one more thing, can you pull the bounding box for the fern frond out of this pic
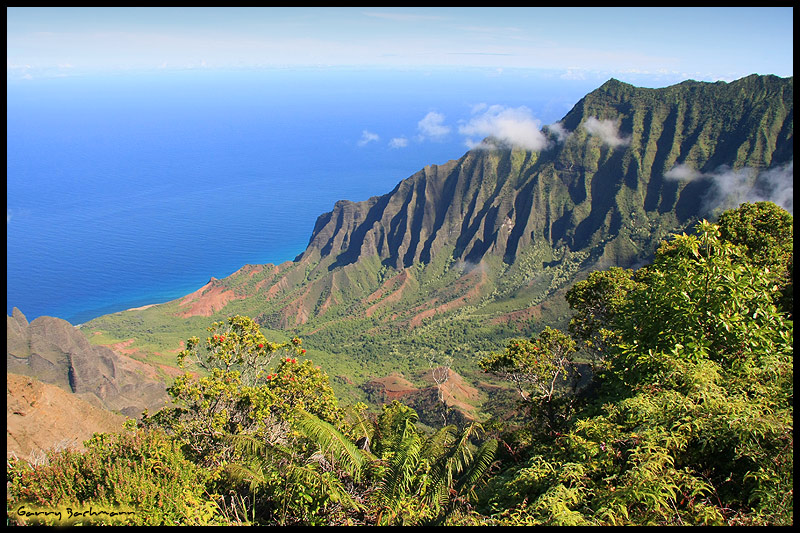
[343,404,375,443]
[377,425,423,502]
[225,432,270,458]
[422,425,457,464]
[454,438,498,498]
[293,410,369,482]
[223,461,269,493]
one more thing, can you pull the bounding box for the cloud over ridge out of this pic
[665,160,794,214]
[459,104,549,151]
[582,117,630,147]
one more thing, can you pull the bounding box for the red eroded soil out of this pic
[7,373,126,461]
[175,278,244,318]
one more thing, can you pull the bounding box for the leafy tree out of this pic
[144,315,343,467]
[479,205,793,525]
[478,326,580,434]
[716,201,793,316]
[141,315,370,524]
[615,219,788,381]
[716,200,793,270]
[565,266,640,359]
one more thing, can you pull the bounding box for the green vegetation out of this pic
[11,75,792,523]
[77,75,792,415]
[10,315,499,526]
[7,428,219,526]
[9,202,792,526]
[477,202,793,525]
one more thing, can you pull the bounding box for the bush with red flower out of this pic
[144,315,343,467]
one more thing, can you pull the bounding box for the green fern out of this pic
[293,409,372,482]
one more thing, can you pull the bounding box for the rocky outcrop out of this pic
[7,308,169,418]
[7,373,127,461]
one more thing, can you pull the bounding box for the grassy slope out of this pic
[80,74,793,417]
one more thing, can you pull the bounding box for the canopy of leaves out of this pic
[479,203,793,526]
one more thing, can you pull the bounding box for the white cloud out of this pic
[582,117,630,147]
[545,121,570,143]
[416,111,451,140]
[357,130,380,146]
[458,104,549,151]
[754,161,793,213]
[389,137,408,148]
[664,160,794,214]
[664,163,700,181]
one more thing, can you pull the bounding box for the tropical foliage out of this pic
[7,428,220,526]
[7,202,792,526]
[478,202,793,525]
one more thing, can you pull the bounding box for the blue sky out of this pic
[7,7,793,83]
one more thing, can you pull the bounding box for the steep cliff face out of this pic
[7,308,169,418]
[78,74,793,400]
[298,75,792,277]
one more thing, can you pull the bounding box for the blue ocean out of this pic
[7,67,599,324]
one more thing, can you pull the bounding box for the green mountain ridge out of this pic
[75,74,792,418]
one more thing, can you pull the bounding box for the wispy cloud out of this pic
[357,130,380,146]
[416,111,451,141]
[389,137,408,148]
[459,104,549,151]
[753,161,794,213]
[545,122,570,143]
[582,117,630,147]
[665,160,794,214]
[664,163,700,181]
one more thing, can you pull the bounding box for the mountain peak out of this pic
[597,77,632,90]
[295,74,791,277]
[75,75,793,407]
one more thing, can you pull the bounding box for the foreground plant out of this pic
[144,315,342,467]
[479,204,793,526]
[7,428,220,526]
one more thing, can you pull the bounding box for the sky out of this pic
[7,7,794,84]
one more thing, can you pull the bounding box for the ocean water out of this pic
[7,67,600,324]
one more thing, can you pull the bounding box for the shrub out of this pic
[7,428,220,526]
